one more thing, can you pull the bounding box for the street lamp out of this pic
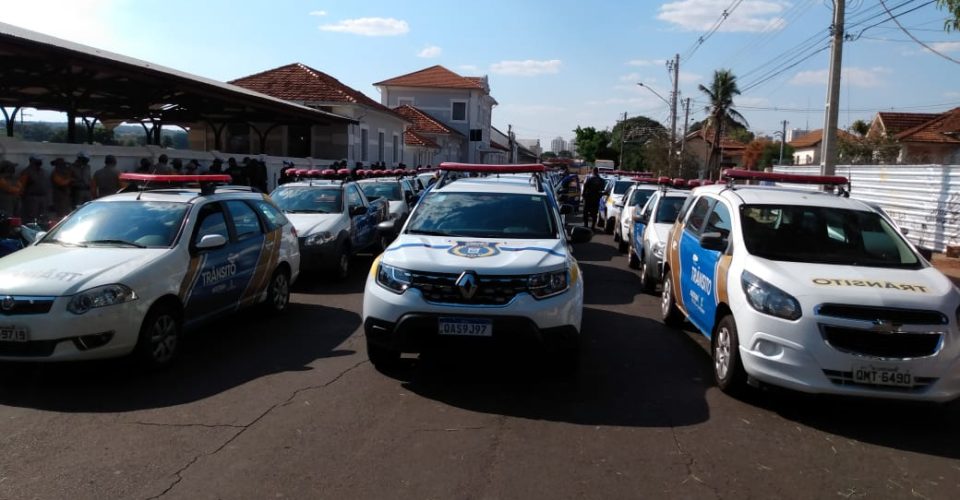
[637,82,676,175]
[637,82,670,107]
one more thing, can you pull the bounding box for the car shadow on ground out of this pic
[293,255,376,295]
[0,302,359,413]
[579,262,644,306]
[386,307,713,428]
[571,239,620,262]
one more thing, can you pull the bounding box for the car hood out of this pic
[750,259,957,308]
[0,244,169,296]
[286,213,340,236]
[382,235,568,274]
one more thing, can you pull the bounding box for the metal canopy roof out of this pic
[0,21,356,127]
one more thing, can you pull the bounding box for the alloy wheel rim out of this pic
[150,315,177,363]
[272,274,289,310]
[715,327,731,380]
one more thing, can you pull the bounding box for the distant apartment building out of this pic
[551,136,567,153]
[786,128,809,143]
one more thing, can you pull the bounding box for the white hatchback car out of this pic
[362,163,592,369]
[0,174,300,367]
[660,169,960,402]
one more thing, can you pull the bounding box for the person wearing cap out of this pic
[0,160,21,216]
[136,158,151,173]
[18,156,49,222]
[93,155,122,199]
[248,158,268,193]
[185,159,200,174]
[226,157,247,185]
[50,158,74,218]
[71,152,94,207]
[171,158,183,173]
[154,154,173,175]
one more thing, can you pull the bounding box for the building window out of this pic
[469,129,482,142]
[397,97,414,107]
[451,101,467,122]
[392,134,399,163]
[378,131,385,162]
[361,128,369,162]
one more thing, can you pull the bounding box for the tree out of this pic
[937,0,960,31]
[557,150,573,159]
[698,69,748,178]
[573,126,614,163]
[610,116,666,170]
[742,139,770,170]
[728,128,755,144]
[541,151,558,160]
[850,119,870,138]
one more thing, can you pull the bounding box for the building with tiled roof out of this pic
[787,129,859,165]
[231,63,410,165]
[869,112,941,138]
[893,108,960,164]
[683,128,748,176]
[393,104,465,166]
[375,65,499,163]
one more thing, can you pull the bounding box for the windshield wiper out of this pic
[285,209,329,214]
[84,239,147,248]
[44,238,87,247]
[407,229,457,237]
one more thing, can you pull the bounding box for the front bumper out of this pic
[298,239,339,271]
[0,298,143,361]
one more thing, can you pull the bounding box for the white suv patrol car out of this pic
[0,174,300,367]
[362,164,592,369]
[661,169,960,402]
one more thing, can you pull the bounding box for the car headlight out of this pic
[528,268,569,299]
[304,231,336,247]
[376,262,412,294]
[67,284,138,315]
[652,241,665,259]
[741,270,802,321]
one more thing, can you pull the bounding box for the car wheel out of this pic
[617,234,629,253]
[264,268,290,314]
[133,303,182,369]
[333,244,350,281]
[660,273,684,328]
[613,225,621,243]
[367,340,400,368]
[604,217,615,234]
[640,260,656,294]
[714,315,748,395]
[628,243,640,269]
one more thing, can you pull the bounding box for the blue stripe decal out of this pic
[384,243,454,252]
[500,246,565,257]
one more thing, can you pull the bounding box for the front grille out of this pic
[409,271,529,305]
[815,304,947,325]
[821,325,942,359]
[0,296,55,316]
[822,369,938,391]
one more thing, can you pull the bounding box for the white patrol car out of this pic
[356,171,420,237]
[629,186,691,293]
[362,163,593,369]
[616,180,659,252]
[660,169,960,402]
[598,176,637,235]
[0,174,300,367]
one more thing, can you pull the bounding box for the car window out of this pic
[271,186,342,214]
[684,197,712,235]
[346,185,364,210]
[703,201,732,238]
[629,188,654,208]
[655,196,689,224]
[640,193,659,220]
[406,192,557,239]
[360,182,402,201]
[193,203,228,247]
[226,200,263,241]
[251,199,288,230]
[44,200,188,248]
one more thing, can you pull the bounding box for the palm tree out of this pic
[698,69,748,178]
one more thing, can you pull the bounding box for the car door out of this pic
[633,193,658,260]
[183,202,238,324]
[345,184,375,249]
[222,200,267,309]
[678,196,716,336]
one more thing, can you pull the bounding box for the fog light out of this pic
[753,339,782,357]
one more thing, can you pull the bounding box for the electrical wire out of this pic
[878,0,960,64]
[681,0,745,62]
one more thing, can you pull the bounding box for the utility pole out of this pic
[679,97,691,164]
[618,111,628,168]
[667,53,680,176]
[508,124,515,164]
[820,0,845,178]
[778,119,788,165]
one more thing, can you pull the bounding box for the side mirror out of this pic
[633,213,648,224]
[559,204,573,215]
[377,220,396,233]
[196,233,228,250]
[569,225,593,244]
[350,205,368,217]
[699,232,728,252]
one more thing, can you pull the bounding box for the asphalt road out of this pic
[1,230,959,499]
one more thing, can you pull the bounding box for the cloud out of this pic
[308,10,327,17]
[489,59,562,76]
[789,66,891,88]
[319,17,409,36]
[945,91,960,99]
[3,0,116,49]
[459,64,480,73]
[626,59,666,67]
[678,71,702,83]
[658,0,789,33]
[737,96,771,107]
[497,104,567,115]
[928,42,960,53]
[417,45,442,58]
[619,72,643,82]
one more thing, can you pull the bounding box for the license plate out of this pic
[438,318,492,337]
[0,326,29,343]
[853,364,912,388]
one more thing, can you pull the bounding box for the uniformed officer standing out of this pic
[19,156,49,222]
[93,154,122,199]
[50,158,74,218]
[71,152,94,207]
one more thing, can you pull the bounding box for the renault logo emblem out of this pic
[456,271,479,300]
[0,296,14,311]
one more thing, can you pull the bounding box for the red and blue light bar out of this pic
[120,173,233,183]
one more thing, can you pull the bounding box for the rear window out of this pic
[406,192,557,239]
[629,188,655,207]
[613,180,634,195]
[360,182,402,201]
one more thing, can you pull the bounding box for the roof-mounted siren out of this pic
[437,162,547,191]
[672,178,688,189]
[392,169,405,177]
[634,171,654,178]
[700,179,715,186]
[119,173,233,196]
[336,168,351,179]
[721,168,850,197]
[687,179,702,189]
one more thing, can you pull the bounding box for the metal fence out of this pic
[772,165,960,253]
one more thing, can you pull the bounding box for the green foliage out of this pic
[573,126,614,163]
[698,69,748,178]
[541,151,558,160]
[557,150,573,159]
[849,119,870,138]
[611,116,666,170]
[937,0,960,31]
[838,133,900,165]
[728,128,754,144]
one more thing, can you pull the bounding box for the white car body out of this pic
[618,185,659,245]
[663,183,960,402]
[0,188,300,363]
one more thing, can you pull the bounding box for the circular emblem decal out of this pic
[0,296,14,311]
[449,241,500,259]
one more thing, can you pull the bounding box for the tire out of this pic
[367,340,400,368]
[133,303,182,369]
[627,243,640,269]
[332,244,350,281]
[660,273,684,328]
[604,217,615,234]
[617,234,628,253]
[263,268,290,314]
[613,227,621,243]
[713,314,748,395]
[640,260,656,294]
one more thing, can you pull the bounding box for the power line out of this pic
[681,0,745,62]
[691,99,960,113]
[878,0,960,64]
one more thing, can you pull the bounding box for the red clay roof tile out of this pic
[403,130,440,149]
[393,105,461,136]
[895,107,960,144]
[877,112,941,136]
[375,65,486,90]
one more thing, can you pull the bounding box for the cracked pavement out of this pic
[1,232,959,499]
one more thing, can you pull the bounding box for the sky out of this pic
[3,0,960,146]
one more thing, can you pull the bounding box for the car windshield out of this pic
[629,188,655,207]
[613,180,634,195]
[42,201,187,248]
[406,192,557,239]
[271,187,342,214]
[655,196,688,223]
[740,204,920,268]
[360,182,403,201]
